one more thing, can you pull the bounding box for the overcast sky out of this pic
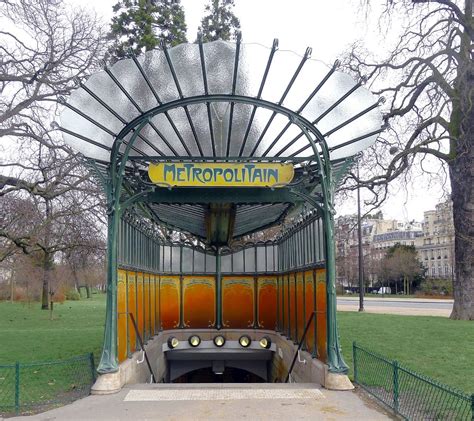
[68,0,447,223]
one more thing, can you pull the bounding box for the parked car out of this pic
[377,287,392,295]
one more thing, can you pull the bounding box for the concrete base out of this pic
[91,371,122,395]
[324,372,354,391]
[91,329,353,394]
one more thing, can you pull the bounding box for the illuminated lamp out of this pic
[259,336,272,349]
[167,336,179,349]
[239,335,251,348]
[188,335,201,347]
[213,335,226,347]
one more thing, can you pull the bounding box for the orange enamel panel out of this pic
[160,275,180,329]
[296,272,305,342]
[289,273,296,340]
[144,273,150,341]
[282,275,288,334]
[117,270,127,363]
[150,274,155,335]
[136,273,144,340]
[183,276,216,328]
[258,276,277,329]
[316,269,327,362]
[127,271,136,354]
[155,275,161,331]
[304,270,315,354]
[278,276,284,331]
[222,276,254,328]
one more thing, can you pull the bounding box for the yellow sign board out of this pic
[148,162,294,188]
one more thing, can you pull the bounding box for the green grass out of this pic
[0,295,106,363]
[0,295,472,396]
[338,312,474,394]
[0,295,106,414]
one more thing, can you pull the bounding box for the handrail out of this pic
[128,313,157,383]
[285,311,315,383]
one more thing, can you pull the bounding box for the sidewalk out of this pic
[338,296,454,304]
[13,383,393,421]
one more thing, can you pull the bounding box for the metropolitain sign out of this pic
[148,162,294,188]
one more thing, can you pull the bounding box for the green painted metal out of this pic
[393,360,399,413]
[291,120,349,374]
[14,362,19,415]
[216,248,222,330]
[353,342,473,420]
[97,119,150,374]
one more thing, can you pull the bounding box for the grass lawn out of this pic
[0,294,106,364]
[338,311,474,394]
[0,295,472,395]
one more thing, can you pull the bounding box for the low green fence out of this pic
[0,353,95,416]
[353,342,473,420]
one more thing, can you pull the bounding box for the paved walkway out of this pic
[14,383,393,421]
[337,296,453,317]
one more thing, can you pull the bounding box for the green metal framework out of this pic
[58,39,384,377]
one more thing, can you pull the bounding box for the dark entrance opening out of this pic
[173,367,266,383]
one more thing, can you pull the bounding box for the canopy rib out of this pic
[225,33,241,157]
[198,38,217,157]
[162,43,203,156]
[261,62,338,157]
[238,38,279,157]
[249,47,312,157]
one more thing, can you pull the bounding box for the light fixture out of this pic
[167,336,179,349]
[239,335,251,348]
[213,335,226,347]
[259,336,271,349]
[188,335,201,347]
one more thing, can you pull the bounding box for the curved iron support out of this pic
[290,123,349,375]
[97,118,151,374]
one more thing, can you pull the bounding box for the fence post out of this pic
[353,342,358,383]
[14,362,20,415]
[89,353,96,382]
[393,360,399,414]
[470,394,474,421]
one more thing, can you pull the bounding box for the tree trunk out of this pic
[41,199,53,310]
[449,18,474,319]
[86,285,91,299]
[449,146,474,319]
[41,250,53,310]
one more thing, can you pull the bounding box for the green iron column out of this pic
[97,118,150,374]
[216,247,222,329]
[97,182,120,373]
[291,120,348,374]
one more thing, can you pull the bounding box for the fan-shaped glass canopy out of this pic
[59,40,383,244]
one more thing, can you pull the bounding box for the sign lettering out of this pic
[148,162,294,188]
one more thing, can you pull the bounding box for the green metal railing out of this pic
[0,353,96,416]
[353,342,473,420]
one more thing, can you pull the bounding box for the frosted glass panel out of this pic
[221,254,232,273]
[182,247,193,273]
[206,253,216,273]
[61,41,382,162]
[233,250,244,272]
[244,248,255,272]
[171,246,180,273]
[256,246,266,272]
[194,250,205,272]
[163,246,171,272]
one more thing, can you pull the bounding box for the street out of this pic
[337,297,453,317]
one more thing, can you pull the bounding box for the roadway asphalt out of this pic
[337,297,453,316]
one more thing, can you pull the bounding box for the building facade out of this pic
[335,199,455,288]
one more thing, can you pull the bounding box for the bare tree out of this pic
[0,0,107,309]
[346,0,473,319]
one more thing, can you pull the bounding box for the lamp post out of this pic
[357,160,364,312]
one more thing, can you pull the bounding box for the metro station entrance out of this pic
[58,38,383,391]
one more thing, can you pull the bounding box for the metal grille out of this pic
[353,343,473,420]
[0,354,95,417]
